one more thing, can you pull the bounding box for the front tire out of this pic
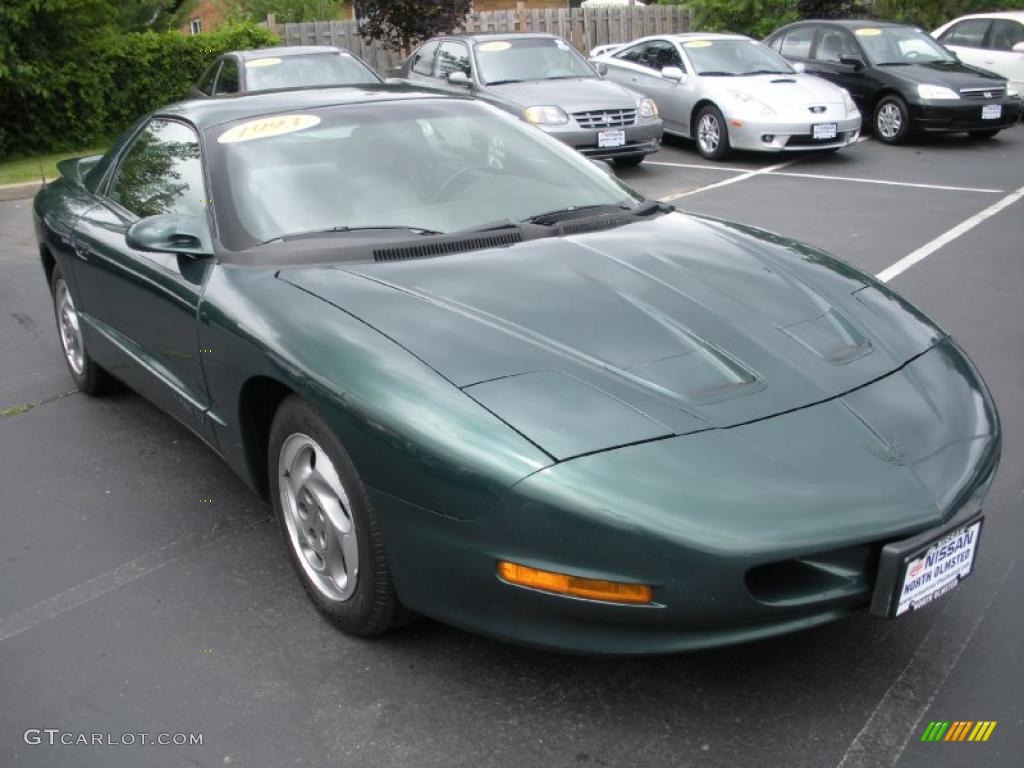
[694,105,732,160]
[268,396,410,636]
[613,154,645,168]
[873,95,911,144]
[968,129,1000,139]
[50,267,113,395]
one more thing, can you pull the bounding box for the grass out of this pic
[0,147,107,186]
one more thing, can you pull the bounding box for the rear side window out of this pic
[989,19,1024,51]
[196,62,220,95]
[614,40,683,71]
[108,119,205,219]
[939,18,991,48]
[435,41,471,78]
[214,59,240,94]
[780,27,815,59]
[411,40,440,75]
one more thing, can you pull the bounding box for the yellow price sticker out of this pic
[685,40,713,48]
[478,41,511,52]
[247,57,283,67]
[218,114,321,144]
[855,28,882,36]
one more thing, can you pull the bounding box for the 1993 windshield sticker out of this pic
[218,114,322,144]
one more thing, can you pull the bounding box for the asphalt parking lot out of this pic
[2,124,1022,768]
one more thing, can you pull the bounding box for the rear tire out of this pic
[967,129,1000,139]
[50,266,114,396]
[873,95,911,144]
[268,396,412,636]
[694,105,732,161]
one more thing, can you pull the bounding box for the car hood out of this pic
[280,213,944,461]
[714,72,846,106]
[485,76,639,110]
[879,60,1008,88]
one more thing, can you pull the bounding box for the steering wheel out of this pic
[434,166,493,202]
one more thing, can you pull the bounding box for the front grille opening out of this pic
[573,108,637,129]
[373,231,522,262]
[745,542,881,608]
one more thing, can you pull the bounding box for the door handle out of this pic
[73,244,94,261]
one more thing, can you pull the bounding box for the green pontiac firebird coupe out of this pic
[34,85,1000,654]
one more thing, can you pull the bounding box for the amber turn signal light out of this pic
[497,561,652,605]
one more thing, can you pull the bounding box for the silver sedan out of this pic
[593,33,862,160]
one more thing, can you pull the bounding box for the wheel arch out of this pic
[690,98,719,136]
[238,375,296,499]
[39,243,57,288]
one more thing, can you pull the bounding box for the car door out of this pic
[807,26,871,109]
[936,18,993,71]
[71,118,217,443]
[776,25,818,75]
[604,41,691,133]
[984,19,1024,87]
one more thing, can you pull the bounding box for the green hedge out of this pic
[1,23,277,159]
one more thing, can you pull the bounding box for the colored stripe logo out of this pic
[920,721,996,742]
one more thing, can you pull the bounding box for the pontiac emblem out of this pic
[864,435,906,466]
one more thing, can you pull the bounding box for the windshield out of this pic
[207,100,641,251]
[683,38,794,76]
[853,26,956,65]
[475,38,595,84]
[244,53,380,91]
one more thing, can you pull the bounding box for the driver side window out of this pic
[107,119,205,219]
[814,29,859,63]
[435,41,471,79]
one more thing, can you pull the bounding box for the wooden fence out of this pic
[264,5,691,76]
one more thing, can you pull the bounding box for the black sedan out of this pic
[765,19,1022,143]
[189,45,381,98]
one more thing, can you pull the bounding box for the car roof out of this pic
[159,85,455,131]
[438,32,563,43]
[669,32,750,41]
[943,11,1024,23]
[229,46,346,60]
[786,19,912,30]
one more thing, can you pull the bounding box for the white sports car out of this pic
[593,32,862,160]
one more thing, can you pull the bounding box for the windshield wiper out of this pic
[698,71,738,77]
[484,79,524,85]
[524,199,672,226]
[259,224,441,246]
[740,69,792,76]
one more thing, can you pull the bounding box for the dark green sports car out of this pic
[34,85,1000,654]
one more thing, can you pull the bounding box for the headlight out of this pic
[841,88,858,114]
[725,89,775,115]
[638,97,658,118]
[917,84,960,100]
[523,105,569,125]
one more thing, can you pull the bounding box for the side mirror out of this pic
[590,159,615,176]
[839,56,865,70]
[1013,42,1024,53]
[792,61,806,73]
[126,213,213,257]
[661,66,685,82]
[594,61,609,76]
[448,71,471,86]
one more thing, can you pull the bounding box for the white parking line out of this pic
[662,156,804,201]
[876,183,1024,283]
[769,171,1003,195]
[647,161,748,173]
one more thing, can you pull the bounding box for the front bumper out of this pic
[542,118,664,160]
[909,97,1022,132]
[726,110,862,152]
[375,339,999,654]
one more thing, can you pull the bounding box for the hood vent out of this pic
[559,214,634,237]
[771,78,797,83]
[373,230,522,262]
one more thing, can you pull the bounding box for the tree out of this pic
[668,0,799,38]
[354,0,472,52]
[114,1,198,31]
[871,0,1024,30]
[795,0,863,18]
[232,0,348,24]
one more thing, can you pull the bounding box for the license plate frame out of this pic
[870,508,984,619]
[598,129,627,148]
[982,104,1002,120]
[812,122,838,140]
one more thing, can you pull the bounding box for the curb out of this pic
[0,180,44,202]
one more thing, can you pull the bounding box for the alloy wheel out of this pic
[877,103,903,139]
[698,114,720,155]
[55,279,85,375]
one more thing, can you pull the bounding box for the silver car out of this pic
[594,33,862,160]
[396,33,663,166]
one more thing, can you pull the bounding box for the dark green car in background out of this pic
[33,85,1000,654]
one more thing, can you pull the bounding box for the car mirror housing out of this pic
[661,66,685,82]
[448,71,471,86]
[839,56,865,70]
[1013,42,1024,53]
[126,213,213,258]
[594,61,609,77]
[792,61,806,73]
